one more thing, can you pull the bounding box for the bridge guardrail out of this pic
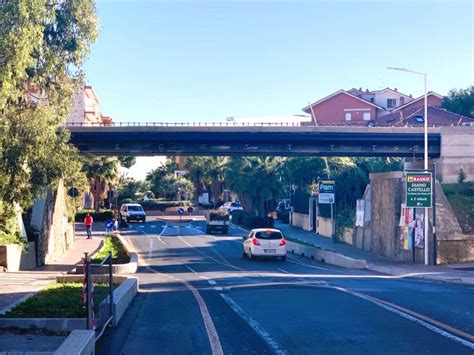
[63,121,304,127]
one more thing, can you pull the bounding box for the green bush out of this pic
[119,198,134,205]
[241,213,273,229]
[75,209,114,222]
[232,210,244,225]
[0,202,24,247]
[277,210,289,223]
[139,200,191,211]
[91,236,130,264]
[292,188,310,214]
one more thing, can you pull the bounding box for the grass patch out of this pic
[0,283,111,318]
[442,182,474,234]
[91,236,130,264]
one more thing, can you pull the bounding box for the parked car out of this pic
[206,210,230,234]
[120,203,146,223]
[220,201,243,214]
[242,228,287,261]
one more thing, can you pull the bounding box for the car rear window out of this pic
[128,205,144,211]
[255,231,282,240]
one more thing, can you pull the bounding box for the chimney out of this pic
[409,94,413,98]
[359,87,362,91]
[366,89,369,93]
[394,88,398,92]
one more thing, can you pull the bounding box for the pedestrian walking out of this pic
[84,213,94,239]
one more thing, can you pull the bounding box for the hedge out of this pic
[138,200,191,211]
[292,188,309,214]
[232,211,274,229]
[75,209,114,222]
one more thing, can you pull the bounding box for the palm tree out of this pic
[225,157,282,217]
[82,156,120,212]
[185,156,227,204]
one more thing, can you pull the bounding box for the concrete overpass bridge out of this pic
[65,122,444,158]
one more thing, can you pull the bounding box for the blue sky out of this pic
[85,0,473,123]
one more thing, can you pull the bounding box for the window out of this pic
[400,97,405,105]
[255,231,283,240]
[387,99,397,108]
[415,115,424,123]
[345,113,352,121]
[370,98,374,103]
[363,112,371,121]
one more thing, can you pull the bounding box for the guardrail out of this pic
[64,121,306,127]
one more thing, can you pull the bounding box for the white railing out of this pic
[63,121,306,127]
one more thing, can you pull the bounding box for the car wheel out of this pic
[142,218,146,223]
[281,255,287,261]
[223,228,228,235]
[126,217,130,223]
[242,249,247,258]
[206,227,210,234]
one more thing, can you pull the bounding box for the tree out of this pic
[441,86,474,118]
[185,157,227,203]
[0,1,98,239]
[225,157,282,217]
[117,178,149,202]
[82,157,120,212]
[282,157,326,188]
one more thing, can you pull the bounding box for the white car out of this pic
[220,201,243,213]
[120,203,146,223]
[242,228,287,261]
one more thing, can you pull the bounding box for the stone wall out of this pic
[434,181,474,263]
[369,172,425,262]
[32,181,74,265]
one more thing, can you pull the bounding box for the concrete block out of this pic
[112,277,138,326]
[0,318,86,332]
[287,241,367,269]
[54,330,95,355]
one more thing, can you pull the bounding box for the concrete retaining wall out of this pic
[291,212,311,231]
[287,241,367,269]
[0,242,37,271]
[0,318,87,332]
[317,217,333,238]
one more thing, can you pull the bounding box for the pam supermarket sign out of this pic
[406,172,432,208]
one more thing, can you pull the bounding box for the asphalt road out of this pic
[97,218,474,354]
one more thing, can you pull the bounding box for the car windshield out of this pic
[128,206,143,212]
[255,231,282,240]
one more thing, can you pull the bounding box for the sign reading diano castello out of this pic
[406,172,432,208]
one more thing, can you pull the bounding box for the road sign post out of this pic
[178,207,184,222]
[406,172,432,265]
[318,181,336,240]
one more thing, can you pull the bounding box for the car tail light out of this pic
[252,238,260,246]
[280,239,286,246]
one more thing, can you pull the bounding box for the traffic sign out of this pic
[406,172,432,208]
[318,180,335,204]
[68,187,79,198]
[177,207,185,215]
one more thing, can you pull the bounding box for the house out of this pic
[66,85,113,125]
[302,87,445,126]
[373,105,473,127]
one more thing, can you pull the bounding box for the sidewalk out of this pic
[0,225,102,314]
[275,221,474,285]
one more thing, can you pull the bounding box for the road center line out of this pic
[220,293,287,355]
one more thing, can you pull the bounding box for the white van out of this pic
[120,203,146,223]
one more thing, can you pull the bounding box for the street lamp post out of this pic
[388,67,429,265]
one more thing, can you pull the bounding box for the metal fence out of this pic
[82,251,114,340]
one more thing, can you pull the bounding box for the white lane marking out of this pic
[287,258,335,271]
[148,238,153,261]
[208,280,217,285]
[215,287,223,291]
[220,294,287,355]
[139,225,145,228]
[332,285,474,349]
[186,265,198,274]
[200,276,210,281]
[151,225,156,228]
[148,267,224,355]
[177,236,243,271]
[159,225,169,236]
